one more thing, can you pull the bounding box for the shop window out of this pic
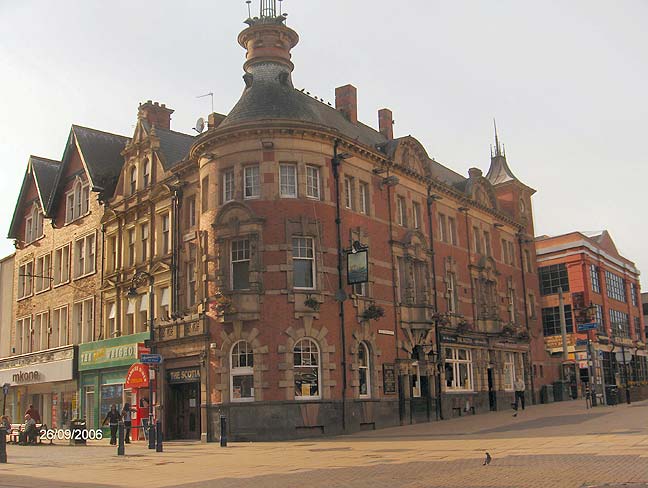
[279,164,297,198]
[84,387,95,429]
[444,347,474,391]
[292,237,315,289]
[230,341,254,402]
[358,342,371,398]
[244,165,260,199]
[53,244,71,285]
[294,338,320,399]
[306,165,321,200]
[100,384,123,423]
[231,239,251,290]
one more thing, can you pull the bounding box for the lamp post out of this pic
[612,320,632,405]
[127,271,156,447]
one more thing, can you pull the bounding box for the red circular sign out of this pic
[125,363,149,389]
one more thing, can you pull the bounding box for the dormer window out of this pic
[25,203,44,244]
[143,158,151,188]
[129,165,137,195]
[65,177,90,223]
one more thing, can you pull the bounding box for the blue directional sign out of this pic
[140,354,163,364]
[576,339,589,347]
[577,322,598,332]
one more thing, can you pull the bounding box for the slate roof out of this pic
[7,156,61,239]
[72,125,129,195]
[219,62,387,149]
[154,127,195,171]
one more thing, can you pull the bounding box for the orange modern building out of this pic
[535,231,647,404]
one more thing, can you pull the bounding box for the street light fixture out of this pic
[127,271,157,448]
[613,321,632,405]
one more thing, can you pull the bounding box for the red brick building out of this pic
[535,231,646,403]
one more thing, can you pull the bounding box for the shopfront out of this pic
[166,366,201,440]
[78,333,149,434]
[0,345,77,427]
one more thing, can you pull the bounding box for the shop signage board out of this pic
[0,358,75,386]
[125,363,150,389]
[441,334,489,347]
[382,364,397,395]
[78,332,150,371]
[168,368,201,384]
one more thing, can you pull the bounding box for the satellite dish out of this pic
[194,117,205,134]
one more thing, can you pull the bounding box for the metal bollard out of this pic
[148,421,155,450]
[155,420,163,452]
[220,415,227,447]
[0,428,7,463]
[117,421,125,456]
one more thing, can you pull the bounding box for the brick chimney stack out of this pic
[335,84,358,124]
[138,101,174,130]
[378,108,394,140]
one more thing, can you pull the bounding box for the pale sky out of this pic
[1,1,647,285]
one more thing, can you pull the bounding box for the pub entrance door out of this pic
[168,382,201,440]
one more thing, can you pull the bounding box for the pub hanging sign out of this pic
[346,242,369,285]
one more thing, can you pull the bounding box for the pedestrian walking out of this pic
[102,405,122,445]
[514,378,526,411]
[121,403,136,443]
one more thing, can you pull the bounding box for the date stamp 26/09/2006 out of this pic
[39,429,104,441]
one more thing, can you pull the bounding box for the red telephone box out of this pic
[124,363,150,441]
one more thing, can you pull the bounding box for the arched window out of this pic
[230,340,254,402]
[142,158,151,187]
[358,342,371,398]
[294,338,320,399]
[66,177,89,223]
[129,166,137,194]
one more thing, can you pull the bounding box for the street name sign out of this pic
[577,322,598,332]
[140,354,163,364]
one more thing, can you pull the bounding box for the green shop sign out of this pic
[78,332,150,371]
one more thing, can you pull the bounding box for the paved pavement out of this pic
[2,399,648,488]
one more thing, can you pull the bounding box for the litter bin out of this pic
[69,419,87,445]
[605,385,618,406]
[540,384,554,404]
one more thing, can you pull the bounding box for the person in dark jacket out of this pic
[102,405,121,445]
[121,403,136,443]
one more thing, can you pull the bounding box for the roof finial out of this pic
[260,0,277,18]
[493,118,503,158]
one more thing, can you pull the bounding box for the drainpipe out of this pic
[99,223,106,341]
[332,140,347,433]
[426,187,443,420]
